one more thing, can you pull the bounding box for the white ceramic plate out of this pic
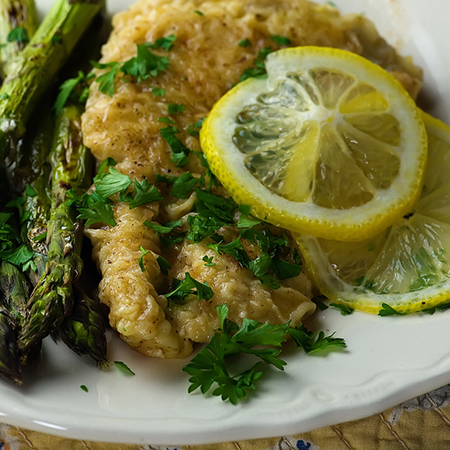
[4,0,450,445]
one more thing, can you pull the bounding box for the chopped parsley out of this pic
[92,37,175,96]
[138,247,150,272]
[378,303,404,316]
[144,218,182,234]
[80,385,89,392]
[170,172,201,199]
[91,61,121,96]
[149,152,303,288]
[7,27,29,44]
[69,158,163,227]
[0,212,37,272]
[114,361,135,376]
[166,272,214,303]
[157,255,171,275]
[54,71,94,115]
[182,304,346,404]
[202,255,215,267]
[186,117,205,136]
[159,125,190,166]
[151,87,166,97]
[145,34,177,51]
[68,190,116,227]
[238,38,252,48]
[158,116,176,124]
[122,179,163,209]
[24,185,37,197]
[239,46,273,82]
[311,295,329,311]
[121,44,169,82]
[168,103,186,114]
[270,35,291,46]
[94,166,132,198]
[330,303,354,316]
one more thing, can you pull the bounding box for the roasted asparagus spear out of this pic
[0,0,104,163]
[0,0,38,78]
[18,104,93,359]
[61,285,108,367]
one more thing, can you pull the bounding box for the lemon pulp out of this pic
[296,113,450,314]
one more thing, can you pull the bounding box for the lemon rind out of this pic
[200,46,427,241]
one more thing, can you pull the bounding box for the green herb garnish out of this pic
[330,303,354,316]
[166,272,214,303]
[182,304,345,404]
[7,27,29,44]
[114,361,135,376]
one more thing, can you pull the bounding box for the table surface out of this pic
[1,383,450,450]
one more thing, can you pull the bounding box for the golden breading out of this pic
[82,0,422,358]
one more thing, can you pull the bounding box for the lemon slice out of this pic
[200,46,427,241]
[296,112,450,314]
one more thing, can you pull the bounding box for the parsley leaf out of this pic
[0,244,36,272]
[94,167,132,198]
[54,71,94,115]
[202,255,215,266]
[168,103,186,114]
[145,34,177,51]
[311,295,329,311]
[330,303,354,316]
[171,172,200,199]
[270,35,291,46]
[287,325,347,354]
[239,46,273,82]
[166,272,214,302]
[144,219,182,234]
[378,303,405,316]
[6,196,30,223]
[91,61,121,96]
[183,304,346,404]
[92,41,172,96]
[121,44,169,82]
[7,27,29,44]
[238,38,251,48]
[186,117,205,136]
[68,190,117,228]
[208,236,250,268]
[271,256,302,280]
[159,126,190,166]
[138,247,150,272]
[126,179,163,209]
[114,360,135,375]
[157,255,171,275]
[237,213,261,229]
[25,184,37,197]
[158,116,177,124]
[151,87,165,97]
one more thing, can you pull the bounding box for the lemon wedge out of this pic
[296,112,450,314]
[200,46,427,241]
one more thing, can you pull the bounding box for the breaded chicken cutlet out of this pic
[81,0,422,358]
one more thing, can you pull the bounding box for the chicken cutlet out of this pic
[82,0,422,358]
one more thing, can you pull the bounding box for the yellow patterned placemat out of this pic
[2,384,450,450]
